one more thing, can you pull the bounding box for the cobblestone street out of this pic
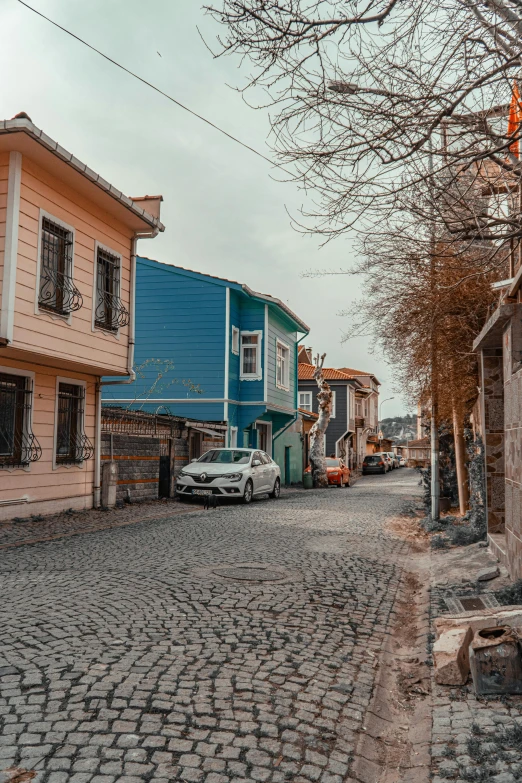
[0,470,421,783]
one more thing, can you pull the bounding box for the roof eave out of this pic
[242,285,309,334]
[0,119,165,233]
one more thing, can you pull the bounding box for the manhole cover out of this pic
[212,566,284,582]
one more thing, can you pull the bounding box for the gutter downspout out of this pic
[93,229,157,507]
[93,380,102,508]
[272,332,309,476]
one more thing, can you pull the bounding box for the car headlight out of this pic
[226,473,244,482]
[179,469,191,477]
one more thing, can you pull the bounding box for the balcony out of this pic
[38,268,83,316]
[94,291,130,332]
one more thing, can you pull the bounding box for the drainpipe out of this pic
[93,380,102,508]
[103,233,140,387]
[272,331,308,468]
[94,228,157,507]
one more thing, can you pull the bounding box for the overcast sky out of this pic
[2,0,410,418]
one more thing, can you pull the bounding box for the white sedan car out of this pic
[175,448,281,503]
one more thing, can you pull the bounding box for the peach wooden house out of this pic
[0,114,163,520]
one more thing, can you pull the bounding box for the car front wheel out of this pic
[269,477,280,499]
[242,479,253,504]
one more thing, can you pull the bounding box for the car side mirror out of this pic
[252,459,261,467]
[191,458,198,463]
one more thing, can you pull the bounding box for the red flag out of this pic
[507,80,522,157]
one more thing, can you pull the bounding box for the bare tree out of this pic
[308,353,333,487]
[206,0,522,256]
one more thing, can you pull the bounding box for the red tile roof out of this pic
[298,363,355,381]
[338,367,381,384]
[408,438,430,447]
[298,408,319,419]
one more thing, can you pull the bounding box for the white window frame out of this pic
[299,391,312,411]
[240,330,263,381]
[0,365,36,472]
[231,326,240,355]
[53,376,88,470]
[35,209,76,325]
[276,338,291,391]
[91,241,123,339]
[330,390,336,419]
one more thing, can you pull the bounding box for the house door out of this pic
[189,430,202,462]
[284,446,291,486]
[159,438,171,498]
[257,423,269,453]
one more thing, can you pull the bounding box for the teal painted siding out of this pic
[267,309,297,411]
[237,298,265,403]
[103,258,227,420]
[273,430,303,484]
[228,290,241,404]
[102,257,308,442]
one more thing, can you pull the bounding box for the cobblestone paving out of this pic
[0,498,196,551]
[0,470,419,783]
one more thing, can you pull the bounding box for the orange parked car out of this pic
[305,458,351,487]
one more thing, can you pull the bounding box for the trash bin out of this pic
[469,626,522,695]
[439,497,452,513]
[303,471,313,489]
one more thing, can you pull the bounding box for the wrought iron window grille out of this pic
[0,373,42,468]
[38,218,83,315]
[95,248,129,332]
[56,383,94,465]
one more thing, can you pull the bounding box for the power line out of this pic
[17,0,282,171]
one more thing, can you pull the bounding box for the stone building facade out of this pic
[474,290,522,578]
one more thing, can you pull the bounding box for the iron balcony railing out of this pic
[95,247,129,332]
[94,290,130,332]
[56,383,94,465]
[0,374,42,468]
[39,267,84,315]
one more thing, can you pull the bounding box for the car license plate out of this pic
[192,489,212,496]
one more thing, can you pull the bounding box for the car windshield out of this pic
[198,450,251,464]
[326,459,340,467]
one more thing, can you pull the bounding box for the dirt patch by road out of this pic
[386,514,429,552]
[352,524,431,783]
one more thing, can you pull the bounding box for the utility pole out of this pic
[428,136,440,522]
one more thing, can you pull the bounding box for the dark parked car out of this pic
[362,453,388,474]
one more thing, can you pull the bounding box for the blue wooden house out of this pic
[103,257,309,473]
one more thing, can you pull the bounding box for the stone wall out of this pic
[101,433,159,502]
[100,431,224,503]
[504,309,522,578]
